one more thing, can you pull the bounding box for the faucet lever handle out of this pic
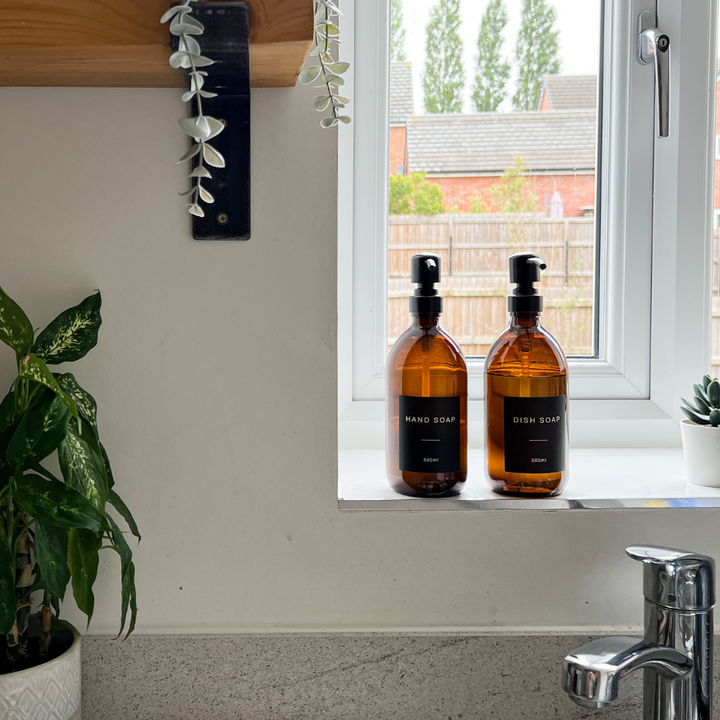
[626,545,715,611]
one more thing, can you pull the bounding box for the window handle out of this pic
[638,10,671,138]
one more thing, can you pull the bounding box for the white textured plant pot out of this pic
[681,419,720,487]
[0,634,81,720]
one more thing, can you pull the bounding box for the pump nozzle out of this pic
[508,252,546,313]
[409,253,443,314]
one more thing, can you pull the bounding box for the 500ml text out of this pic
[513,416,560,424]
[405,416,456,424]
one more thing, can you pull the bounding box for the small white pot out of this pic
[681,419,720,487]
[0,633,81,720]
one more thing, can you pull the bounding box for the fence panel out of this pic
[388,215,595,356]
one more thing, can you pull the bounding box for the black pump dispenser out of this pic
[409,253,443,314]
[508,251,547,313]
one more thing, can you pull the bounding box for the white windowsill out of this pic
[338,448,720,510]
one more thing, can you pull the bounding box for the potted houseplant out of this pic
[0,286,139,719]
[680,374,720,487]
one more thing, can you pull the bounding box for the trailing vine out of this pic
[161,0,226,217]
[300,0,351,128]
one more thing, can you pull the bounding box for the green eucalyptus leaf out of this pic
[7,393,69,470]
[18,355,78,418]
[299,66,322,84]
[327,61,349,74]
[0,285,33,359]
[32,292,101,365]
[178,144,201,163]
[108,489,141,541]
[13,475,107,532]
[67,528,100,623]
[337,115,351,124]
[59,418,108,512]
[322,74,344,86]
[202,144,225,168]
[321,117,339,128]
[54,374,97,429]
[332,95,350,104]
[35,521,70,600]
[314,95,331,111]
[681,405,709,425]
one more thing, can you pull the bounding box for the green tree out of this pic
[389,173,445,215]
[422,0,465,114]
[470,157,538,214]
[471,0,511,112]
[512,0,561,111]
[391,0,408,62]
[470,157,538,245]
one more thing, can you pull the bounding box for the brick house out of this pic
[389,62,413,176]
[390,66,598,217]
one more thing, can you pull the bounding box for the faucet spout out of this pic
[563,636,692,710]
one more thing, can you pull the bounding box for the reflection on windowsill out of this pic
[338,447,720,510]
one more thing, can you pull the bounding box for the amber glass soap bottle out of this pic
[485,252,569,496]
[386,253,467,497]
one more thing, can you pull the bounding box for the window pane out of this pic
[387,0,601,358]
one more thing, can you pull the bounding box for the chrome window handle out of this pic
[638,11,671,138]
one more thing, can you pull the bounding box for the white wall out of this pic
[0,85,718,635]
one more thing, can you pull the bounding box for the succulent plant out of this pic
[681,375,720,426]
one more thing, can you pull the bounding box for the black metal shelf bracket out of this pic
[172,2,251,241]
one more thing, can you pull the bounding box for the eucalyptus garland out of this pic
[300,0,351,128]
[161,0,226,217]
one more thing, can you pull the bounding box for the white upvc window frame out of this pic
[338,0,717,450]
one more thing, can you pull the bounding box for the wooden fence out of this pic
[388,215,595,357]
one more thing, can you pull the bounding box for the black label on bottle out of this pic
[399,396,461,473]
[503,396,566,474]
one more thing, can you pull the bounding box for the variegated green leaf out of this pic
[32,292,101,365]
[109,489,140,541]
[54,374,97,429]
[68,528,100,623]
[0,285,33,360]
[0,539,15,634]
[121,561,138,639]
[13,475,107,532]
[100,442,115,490]
[7,393,69,470]
[18,355,78,419]
[108,515,137,638]
[0,390,17,435]
[59,418,108,511]
[35,521,70,600]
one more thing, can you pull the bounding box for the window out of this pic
[338,0,717,450]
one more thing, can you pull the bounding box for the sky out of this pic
[399,0,602,114]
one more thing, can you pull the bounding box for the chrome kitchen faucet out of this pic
[563,546,715,720]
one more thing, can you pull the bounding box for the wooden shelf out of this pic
[0,0,314,88]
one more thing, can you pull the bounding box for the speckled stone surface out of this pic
[81,634,652,720]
